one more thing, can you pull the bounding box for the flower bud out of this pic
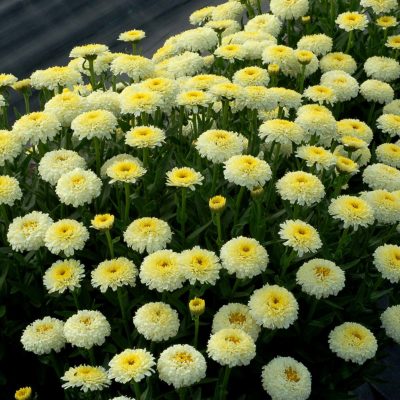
[189,297,205,317]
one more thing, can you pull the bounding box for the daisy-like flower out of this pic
[220,236,269,279]
[166,167,204,190]
[111,55,154,81]
[224,155,272,190]
[383,100,400,115]
[61,365,110,392]
[279,219,322,256]
[176,90,214,112]
[207,328,256,367]
[64,310,111,349]
[364,56,400,83]
[381,305,400,344]
[91,257,138,292]
[0,175,22,206]
[109,349,155,383]
[328,322,378,365]
[106,157,147,184]
[140,249,184,292]
[133,302,180,342]
[259,119,305,146]
[373,244,400,283]
[276,171,325,206]
[69,44,109,58]
[212,303,261,341]
[43,259,85,294]
[71,109,117,140]
[244,13,282,37]
[195,129,247,164]
[120,88,162,116]
[7,211,53,252]
[337,119,373,144]
[335,156,359,174]
[44,219,89,257]
[30,66,82,91]
[296,259,346,299]
[377,16,397,29]
[209,195,227,212]
[21,316,66,355]
[296,145,336,171]
[0,73,17,87]
[376,143,400,168]
[233,66,270,87]
[125,125,166,148]
[297,34,333,56]
[248,284,298,329]
[56,168,102,207]
[361,190,400,225]
[262,356,312,400]
[157,344,207,389]
[328,196,374,230]
[363,163,400,191]
[386,34,400,50]
[118,29,146,42]
[179,246,221,285]
[303,85,337,105]
[361,0,398,14]
[336,12,368,31]
[320,52,357,75]
[14,387,32,400]
[0,129,22,166]
[360,79,394,104]
[270,0,309,20]
[214,43,246,63]
[377,114,400,137]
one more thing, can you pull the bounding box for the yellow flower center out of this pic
[173,352,193,363]
[285,367,300,382]
[228,312,246,324]
[225,335,241,344]
[35,323,53,333]
[314,266,331,278]
[22,220,38,233]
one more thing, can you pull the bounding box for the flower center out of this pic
[285,367,300,382]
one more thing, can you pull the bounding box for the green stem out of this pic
[220,366,231,400]
[345,31,354,53]
[211,164,219,194]
[178,388,186,400]
[215,212,223,248]
[298,64,306,93]
[132,381,141,399]
[88,348,96,365]
[180,188,187,238]
[93,137,101,175]
[143,147,149,168]
[105,230,115,258]
[132,42,137,55]
[71,290,80,310]
[23,91,30,114]
[234,186,246,226]
[124,183,131,225]
[193,316,200,349]
[117,288,131,345]
[87,57,97,90]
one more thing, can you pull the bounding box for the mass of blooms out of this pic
[2,0,400,399]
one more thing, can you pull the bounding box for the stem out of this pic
[105,230,115,258]
[132,381,141,399]
[88,348,96,365]
[180,188,187,238]
[124,183,131,225]
[23,91,30,114]
[298,64,306,93]
[178,388,186,400]
[93,137,101,175]
[211,164,219,195]
[234,186,246,226]
[143,147,149,168]
[193,316,200,349]
[71,290,80,310]
[132,42,137,55]
[345,31,354,53]
[215,212,223,248]
[87,57,97,90]
[117,288,131,345]
[220,366,231,400]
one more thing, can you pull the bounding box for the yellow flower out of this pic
[43,259,85,294]
[106,158,146,184]
[15,387,32,400]
[377,16,397,28]
[118,29,146,42]
[0,73,17,87]
[336,156,359,174]
[12,79,31,91]
[69,44,109,58]
[386,35,400,49]
[296,49,313,65]
[91,214,114,230]
[209,195,226,212]
[189,298,205,317]
[166,167,204,190]
[336,12,368,31]
[125,125,165,148]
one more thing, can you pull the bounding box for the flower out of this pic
[361,0,397,14]
[7,211,53,252]
[0,175,22,206]
[124,217,172,253]
[364,56,400,82]
[261,356,312,400]
[320,70,359,102]
[360,79,394,104]
[125,125,165,148]
[259,119,305,146]
[44,91,86,127]
[64,310,111,349]
[45,219,89,256]
[176,89,213,111]
[276,171,325,206]
[190,6,215,25]
[373,244,400,283]
[0,129,22,166]
[14,387,32,400]
[91,257,138,292]
[140,249,184,292]
[12,112,61,145]
[328,322,378,365]
[337,119,373,143]
[0,73,17,87]
[111,54,154,81]
[270,0,309,20]
[155,51,204,78]
[296,145,336,171]
[363,163,400,191]
[361,190,400,224]
[245,13,282,37]
[108,349,155,383]
[279,219,322,256]
[212,1,244,21]
[106,157,147,184]
[377,15,397,28]
[207,328,256,367]
[21,316,65,355]
[157,344,207,389]
[61,365,110,392]
[220,236,269,279]
[262,45,296,76]
[320,52,357,74]
[179,246,221,285]
[38,149,87,185]
[336,12,368,31]
[303,85,337,105]
[236,85,278,111]
[30,66,82,90]
[209,195,227,211]
[383,100,400,115]
[215,43,246,62]
[328,196,374,230]
[133,302,180,342]
[381,305,400,344]
[386,34,400,49]
[120,88,162,116]
[43,259,85,294]
[297,34,332,56]
[233,66,270,87]
[296,259,346,299]
[56,168,102,207]
[86,90,121,115]
[189,298,205,317]
[212,303,261,340]
[248,284,298,329]
[224,155,272,190]
[195,129,246,163]
[71,109,117,140]
[166,167,204,190]
[70,44,109,58]
[376,143,400,168]
[377,113,400,137]
[91,214,115,230]
[118,29,146,42]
